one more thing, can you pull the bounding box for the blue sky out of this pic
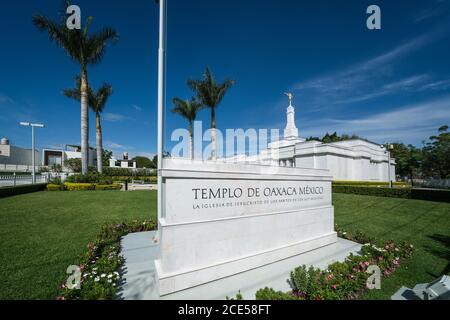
[1,0,450,158]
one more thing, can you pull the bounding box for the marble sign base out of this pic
[155,159,338,297]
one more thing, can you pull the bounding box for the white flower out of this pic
[108,274,113,279]
[114,272,119,276]
[94,277,100,282]
[101,274,106,278]
[108,279,112,283]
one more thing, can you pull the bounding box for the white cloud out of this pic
[103,113,129,122]
[292,27,449,111]
[414,0,450,22]
[0,93,14,105]
[301,96,450,145]
[104,141,127,150]
[132,104,143,111]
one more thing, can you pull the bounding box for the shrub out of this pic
[333,181,409,187]
[64,183,96,191]
[95,184,122,191]
[255,287,296,300]
[255,232,414,300]
[103,167,156,177]
[47,184,64,191]
[0,184,47,199]
[65,158,82,173]
[66,173,112,185]
[333,185,450,203]
[58,220,156,300]
[110,176,157,184]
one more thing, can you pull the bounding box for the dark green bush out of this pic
[333,186,450,203]
[111,176,157,184]
[0,184,47,198]
[255,287,296,300]
[66,173,112,185]
[102,167,156,177]
[95,184,122,191]
[333,181,409,187]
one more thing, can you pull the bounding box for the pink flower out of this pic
[364,262,370,267]
[331,284,337,290]
[56,296,65,301]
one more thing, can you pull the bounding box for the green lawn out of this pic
[0,191,448,300]
[333,193,450,299]
[0,191,156,300]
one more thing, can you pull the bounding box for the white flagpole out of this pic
[157,0,166,239]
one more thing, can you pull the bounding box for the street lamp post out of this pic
[20,122,45,184]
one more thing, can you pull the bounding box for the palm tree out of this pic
[33,1,118,174]
[171,97,204,160]
[64,77,113,173]
[188,67,235,160]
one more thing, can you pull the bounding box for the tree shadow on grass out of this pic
[425,234,450,277]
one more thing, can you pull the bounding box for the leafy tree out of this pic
[132,156,154,169]
[64,77,113,173]
[390,143,422,185]
[306,132,365,143]
[65,158,82,173]
[422,125,450,179]
[151,152,170,169]
[33,1,118,174]
[102,149,113,168]
[171,97,204,159]
[188,67,235,160]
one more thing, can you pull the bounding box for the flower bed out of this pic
[58,219,156,300]
[255,227,414,300]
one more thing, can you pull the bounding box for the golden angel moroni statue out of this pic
[284,92,294,106]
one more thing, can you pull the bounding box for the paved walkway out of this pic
[117,232,361,300]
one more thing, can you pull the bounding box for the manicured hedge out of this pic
[47,184,64,191]
[62,183,122,191]
[332,181,409,187]
[333,186,450,203]
[111,176,157,184]
[64,183,96,191]
[0,183,47,198]
[95,184,122,191]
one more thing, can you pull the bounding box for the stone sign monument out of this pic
[155,159,337,296]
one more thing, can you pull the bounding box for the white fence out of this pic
[0,173,69,188]
[0,164,45,172]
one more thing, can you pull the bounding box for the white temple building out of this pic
[225,94,396,182]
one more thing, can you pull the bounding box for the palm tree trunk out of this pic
[96,113,103,173]
[189,122,193,160]
[80,69,89,174]
[211,108,216,160]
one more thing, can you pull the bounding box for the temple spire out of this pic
[284,92,299,140]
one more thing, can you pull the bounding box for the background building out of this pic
[0,137,40,172]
